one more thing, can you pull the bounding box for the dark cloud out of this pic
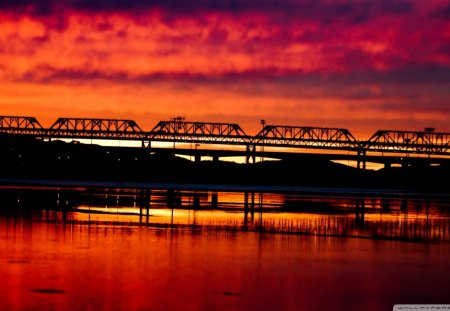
[18,63,450,89]
[368,65,450,84]
[17,65,288,84]
[378,100,450,114]
[432,3,450,18]
[0,0,415,23]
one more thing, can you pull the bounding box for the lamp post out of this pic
[170,116,185,150]
[424,127,435,163]
[260,119,266,162]
[403,138,411,168]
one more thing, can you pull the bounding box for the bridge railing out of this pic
[253,125,362,150]
[148,119,251,145]
[365,130,450,155]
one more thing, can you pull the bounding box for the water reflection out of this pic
[1,210,449,311]
[1,186,449,242]
[1,186,450,311]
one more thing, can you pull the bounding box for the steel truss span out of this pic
[0,116,449,157]
[255,125,360,150]
[367,130,450,155]
[0,116,44,135]
[149,120,250,144]
[48,118,145,140]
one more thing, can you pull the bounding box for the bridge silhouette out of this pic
[1,116,449,168]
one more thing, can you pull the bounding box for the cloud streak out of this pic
[0,0,416,18]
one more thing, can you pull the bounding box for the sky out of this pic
[0,0,449,138]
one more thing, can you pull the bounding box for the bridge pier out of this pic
[357,150,366,170]
[246,145,256,164]
[147,191,151,217]
[244,192,249,211]
[211,193,218,209]
[355,198,365,227]
[138,189,151,216]
[195,155,201,163]
[167,189,181,208]
[250,192,255,222]
[192,195,200,209]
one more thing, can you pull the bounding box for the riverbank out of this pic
[1,134,449,192]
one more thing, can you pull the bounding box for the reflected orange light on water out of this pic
[0,184,449,310]
[66,188,450,243]
[1,214,449,311]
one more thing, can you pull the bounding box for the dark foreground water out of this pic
[0,186,449,311]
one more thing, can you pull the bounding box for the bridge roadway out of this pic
[0,116,449,167]
[129,146,449,167]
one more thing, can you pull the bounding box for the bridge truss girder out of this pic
[148,120,251,145]
[47,118,146,140]
[0,116,44,135]
[253,125,361,150]
[366,130,450,155]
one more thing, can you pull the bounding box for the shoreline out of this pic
[1,177,449,198]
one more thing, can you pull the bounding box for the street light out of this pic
[424,127,435,161]
[260,119,266,162]
[170,116,185,149]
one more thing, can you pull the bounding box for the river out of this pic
[0,185,449,310]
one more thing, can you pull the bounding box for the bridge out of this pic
[1,116,449,168]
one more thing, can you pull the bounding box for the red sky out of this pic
[1,0,449,138]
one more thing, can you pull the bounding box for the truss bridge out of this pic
[1,116,449,167]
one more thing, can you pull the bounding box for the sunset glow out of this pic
[1,1,450,136]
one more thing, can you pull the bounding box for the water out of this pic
[0,186,449,310]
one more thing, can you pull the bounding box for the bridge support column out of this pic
[244,192,249,211]
[195,155,201,163]
[142,140,151,149]
[250,192,255,222]
[246,145,256,164]
[355,198,365,227]
[212,155,219,162]
[192,195,200,209]
[167,189,181,208]
[211,193,218,209]
[147,190,151,217]
[167,189,174,208]
[138,189,151,217]
[384,163,391,169]
[357,150,366,170]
